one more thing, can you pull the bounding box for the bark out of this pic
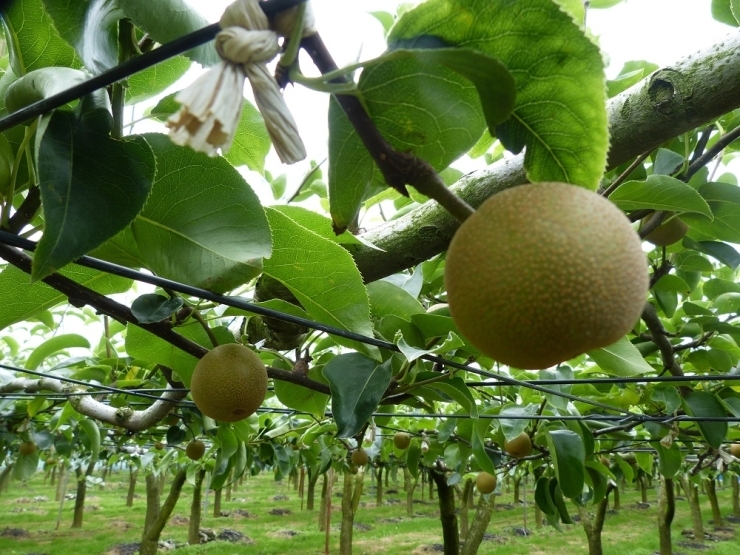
[158,473,166,497]
[657,477,675,555]
[126,468,137,507]
[213,487,222,517]
[225,471,233,503]
[319,473,328,531]
[513,475,521,504]
[679,475,704,542]
[299,465,305,510]
[460,494,495,555]
[640,474,648,503]
[375,466,383,506]
[576,486,612,555]
[534,501,543,529]
[459,478,473,540]
[733,475,740,518]
[405,468,418,517]
[55,464,69,530]
[340,471,355,555]
[430,470,459,555]
[139,469,187,555]
[349,33,740,283]
[188,468,206,545]
[704,477,723,528]
[307,469,319,511]
[71,467,87,528]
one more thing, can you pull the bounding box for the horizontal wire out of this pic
[0,233,641,416]
[469,374,740,387]
[0,0,308,132]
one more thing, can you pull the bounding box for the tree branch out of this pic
[350,31,740,283]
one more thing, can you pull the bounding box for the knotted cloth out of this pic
[167,0,314,164]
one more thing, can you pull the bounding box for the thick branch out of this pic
[350,30,740,283]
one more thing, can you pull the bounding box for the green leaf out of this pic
[32,110,155,282]
[545,429,585,499]
[127,56,191,105]
[120,0,219,66]
[1,0,82,76]
[712,0,739,26]
[427,376,478,418]
[656,442,681,478]
[25,333,90,370]
[684,239,740,270]
[587,336,654,376]
[654,274,691,294]
[268,205,370,249]
[390,0,608,190]
[614,454,634,483]
[652,148,685,176]
[585,466,607,505]
[499,404,537,442]
[0,264,132,331]
[274,366,329,417]
[683,391,728,449]
[703,278,740,299]
[78,418,100,462]
[13,450,40,481]
[551,480,574,522]
[130,294,184,324]
[650,385,681,414]
[610,175,712,216]
[535,476,556,516]
[223,99,272,173]
[471,420,496,475]
[263,208,378,360]
[406,440,422,479]
[323,354,392,438]
[367,281,425,322]
[131,134,271,293]
[41,0,123,74]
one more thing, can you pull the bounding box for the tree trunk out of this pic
[213,487,222,517]
[576,486,612,555]
[352,468,364,514]
[319,473,328,531]
[460,494,494,555]
[307,470,319,511]
[657,477,675,555]
[406,469,418,517]
[225,470,233,502]
[733,475,740,518]
[429,470,435,500]
[704,477,723,528]
[640,474,648,503]
[679,475,704,542]
[459,478,473,540]
[385,466,389,488]
[534,501,543,529]
[513,475,521,503]
[340,471,355,555]
[71,467,87,528]
[612,485,620,510]
[430,469,459,555]
[158,473,166,496]
[375,466,383,506]
[188,468,206,545]
[50,465,57,487]
[139,469,187,555]
[126,468,137,507]
[299,465,305,510]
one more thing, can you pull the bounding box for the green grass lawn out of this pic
[0,468,738,555]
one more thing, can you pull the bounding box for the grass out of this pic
[0,468,738,555]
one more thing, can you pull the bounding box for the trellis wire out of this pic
[469,374,740,386]
[0,233,644,417]
[0,0,308,132]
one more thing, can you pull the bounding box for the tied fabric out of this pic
[167,0,309,164]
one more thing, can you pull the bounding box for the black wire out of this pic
[0,0,308,133]
[0,232,640,416]
[468,374,740,387]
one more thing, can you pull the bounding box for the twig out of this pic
[685,124,740,179]
[602,150,652,198]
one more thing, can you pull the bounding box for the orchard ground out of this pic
[0,469,738,555]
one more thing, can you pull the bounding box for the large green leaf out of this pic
[78,417,100,462]
[126,56,191,105]
[610,175,712,217]
[545,429,585,499]
[0,264,132,331]
[587,336,654,377]
[268,205,368,248]
[263,208,378,360]
[32,109,156,282]
[120,0,219,67]
[4,67,92,114]
[712,0,740,26]
[656,442,681,478]
[323,354,392,438]
[25,333,90,369]
[683,391,728,449]
[1,0,82,76]
[274,366,329,417]
[367,281,425,322]
[41,0,123,74]
[131,134,271,293]
[391,0,608,189]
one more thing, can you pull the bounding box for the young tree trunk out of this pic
[55,463,66,502]
[139,469,187,555]
[307,469,319,511]
[188,468,206,545]
[429,470,435,500]
[375,466,383,506]
[50,465,57,486]
[640,474,648,503]
[576,486,612,555]
[459,478,473,540]
[385,466,389,488]
[513,475,521,503]
[534,501,543,529]
[126,468,137,507]
[71,467,87,528]
[319,473,328,531]
[340,471,355,555]
[430,469,459,555]
[352,468,364,514]
[460,494,494,555]
[213,487,222,517]
[158,472,166,496]
[732,475,740,518]
[679,475,704,541]
[704,477,723,528]
[225,470,233,502]
[403,466,410,493]
[657,477,675,555]
[406,469,418,517]
[299,465,305,510]
[612,485,620,510]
